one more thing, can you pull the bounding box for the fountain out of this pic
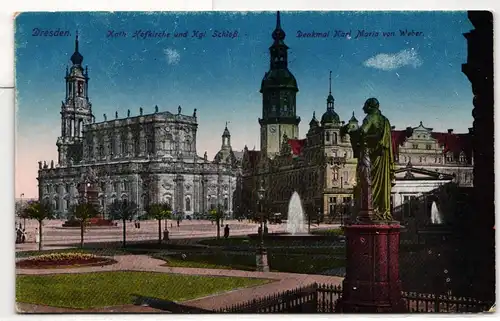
[286,191,308,235]
[430,201,443,225]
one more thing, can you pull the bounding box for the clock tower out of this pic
[259,11,300,159]
[56,32,94,167]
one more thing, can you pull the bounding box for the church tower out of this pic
[56,32,94,166]
[259,11,300,159]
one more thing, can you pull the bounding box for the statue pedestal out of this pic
[338,221,406,313]
[256,246,269,272]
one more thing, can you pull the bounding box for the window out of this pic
[66,199,70,209]
[326,132,330,142]
[185,197,191,211]
[121,140,127,155]
[333,133,338,144]
[332,169,339,181]
[426,144,432,150]
[419,157,422,163]
[329,197,334,203]
[446,152,453,162]
[412,144,419,149]
[114,182,120,193]
[403,196,410,218]
[343,171,349,182]
[224,198,229,211]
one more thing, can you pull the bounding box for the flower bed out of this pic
[16,252,117,269]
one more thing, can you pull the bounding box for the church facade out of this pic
[240,12,474,222]
[37,35,241,219]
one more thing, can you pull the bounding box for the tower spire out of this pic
[70,31,83,65]
[329,70,332,95]
[272,11,286,42]
[326,71,335,109]
[75,30,79,52]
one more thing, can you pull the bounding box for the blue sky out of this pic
[15,11,474,197]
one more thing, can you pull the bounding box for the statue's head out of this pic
[363,98,380,114]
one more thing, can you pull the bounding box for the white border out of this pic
[2,1,499,321]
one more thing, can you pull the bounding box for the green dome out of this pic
[321,110,340,125]
[260,69,298,92]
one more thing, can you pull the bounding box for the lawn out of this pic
[16,271,269,309]
[198,237,346,254]
[154,251,345,274]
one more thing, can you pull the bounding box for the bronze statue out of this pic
[115,111,118,119]
[103,113,107,121]
[341,98,395,221]
[155,105,159,113]
[193,108,197,117]
[204,151,207,160]
[127,109,130,117]
[140,107,143,116]
[38,161,42,169]
[178,105,182,114]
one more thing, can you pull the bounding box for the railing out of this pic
[402,292,492,313]
[217,283,492,313]
[216,284,318,313]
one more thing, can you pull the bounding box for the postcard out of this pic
[14,11,495,313]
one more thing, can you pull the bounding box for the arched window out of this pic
[332,168,339,182]
[185,197,191,212]
[333,133,338,144]
[325,132,330,142]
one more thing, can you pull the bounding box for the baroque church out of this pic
[240,12,474,222]
[37,34,241,219]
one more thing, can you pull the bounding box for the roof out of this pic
[391,129,472,159]
[244,150,262,168]
[431,132,472,157]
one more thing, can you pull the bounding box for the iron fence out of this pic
[216,284,318,313]
[217,283,492,313]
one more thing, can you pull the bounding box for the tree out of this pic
[210,204,224,239]
[146,202,172,244]
[68,202,100,248]
[21,200,55,251]
[108,199,138,247]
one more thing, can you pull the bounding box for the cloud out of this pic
[363,48,423,71]
[164,48,181,65]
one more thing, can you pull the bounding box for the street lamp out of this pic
[256,179,269,272]
[20,193,25,228]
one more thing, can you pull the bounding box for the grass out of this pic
[199,237,345,253]
[310,228,345,236]
[154,251,346,274]
[16,271,269,309]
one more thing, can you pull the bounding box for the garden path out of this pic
[16,254,343,313]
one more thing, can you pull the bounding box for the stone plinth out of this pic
[256,247,269,272]
[338,222,406,313]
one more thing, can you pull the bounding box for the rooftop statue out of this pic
[341,98,395,221]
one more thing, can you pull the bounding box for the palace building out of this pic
[240,12,474,222]
[37,34,241,219]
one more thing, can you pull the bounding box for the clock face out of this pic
[269,126,276,133]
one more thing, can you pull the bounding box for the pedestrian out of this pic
[21,228,26,243]
[224,224,230,239]
[35,228,40,244]
[177,218,180,227]
[137,221,141,229]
